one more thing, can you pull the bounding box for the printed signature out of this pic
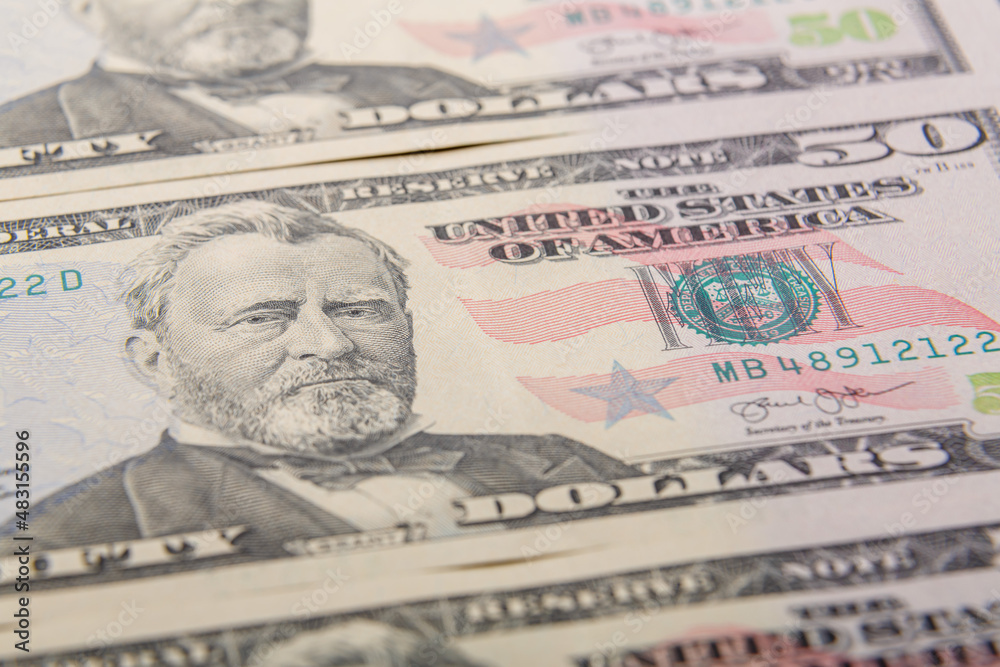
[729,382,915,424]
[578,31,711,57]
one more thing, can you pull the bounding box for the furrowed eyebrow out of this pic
[231,299,304,318]
[325,299,388,310]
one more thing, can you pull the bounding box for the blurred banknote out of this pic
[0,0,994,200]
[8,474,1000,664]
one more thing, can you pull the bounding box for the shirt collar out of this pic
[97,51,318,85]
[168,414,434,462]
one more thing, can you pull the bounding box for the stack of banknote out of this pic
[2,0,1000,664]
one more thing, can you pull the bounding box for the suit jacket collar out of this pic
[57,66,254,142]
[116,430,623,547]
[122,434,363,544]
[121,431,479,544]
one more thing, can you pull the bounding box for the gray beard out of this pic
[161,25,304,78]
[168,353,416,456]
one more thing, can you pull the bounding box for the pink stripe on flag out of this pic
[461,282,1000,346]
[461,279,657,344]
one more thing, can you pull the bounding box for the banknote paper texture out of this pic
[0,0,994,200]
[2,106,1000,603]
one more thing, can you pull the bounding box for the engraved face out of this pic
[77,0,310,78]
[159,232,417,454]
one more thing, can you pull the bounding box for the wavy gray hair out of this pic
[121,200,409,335]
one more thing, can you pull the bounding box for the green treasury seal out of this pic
[672,255,820,345]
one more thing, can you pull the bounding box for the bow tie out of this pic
[168,73,352,102]
[214,446,465,490]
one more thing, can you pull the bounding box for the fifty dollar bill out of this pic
[1,107,1000,587]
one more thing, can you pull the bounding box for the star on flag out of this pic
[571,361,679,428]
[446,15,532,60]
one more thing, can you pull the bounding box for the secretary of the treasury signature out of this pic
[729,383,916,424]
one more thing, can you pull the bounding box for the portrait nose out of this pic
[286,310,355,361]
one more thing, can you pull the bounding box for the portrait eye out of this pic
[332,302,384,319]
[234,312,288,327]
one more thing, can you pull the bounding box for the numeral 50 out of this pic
[794,117,985,167]
[789,9,897,47]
